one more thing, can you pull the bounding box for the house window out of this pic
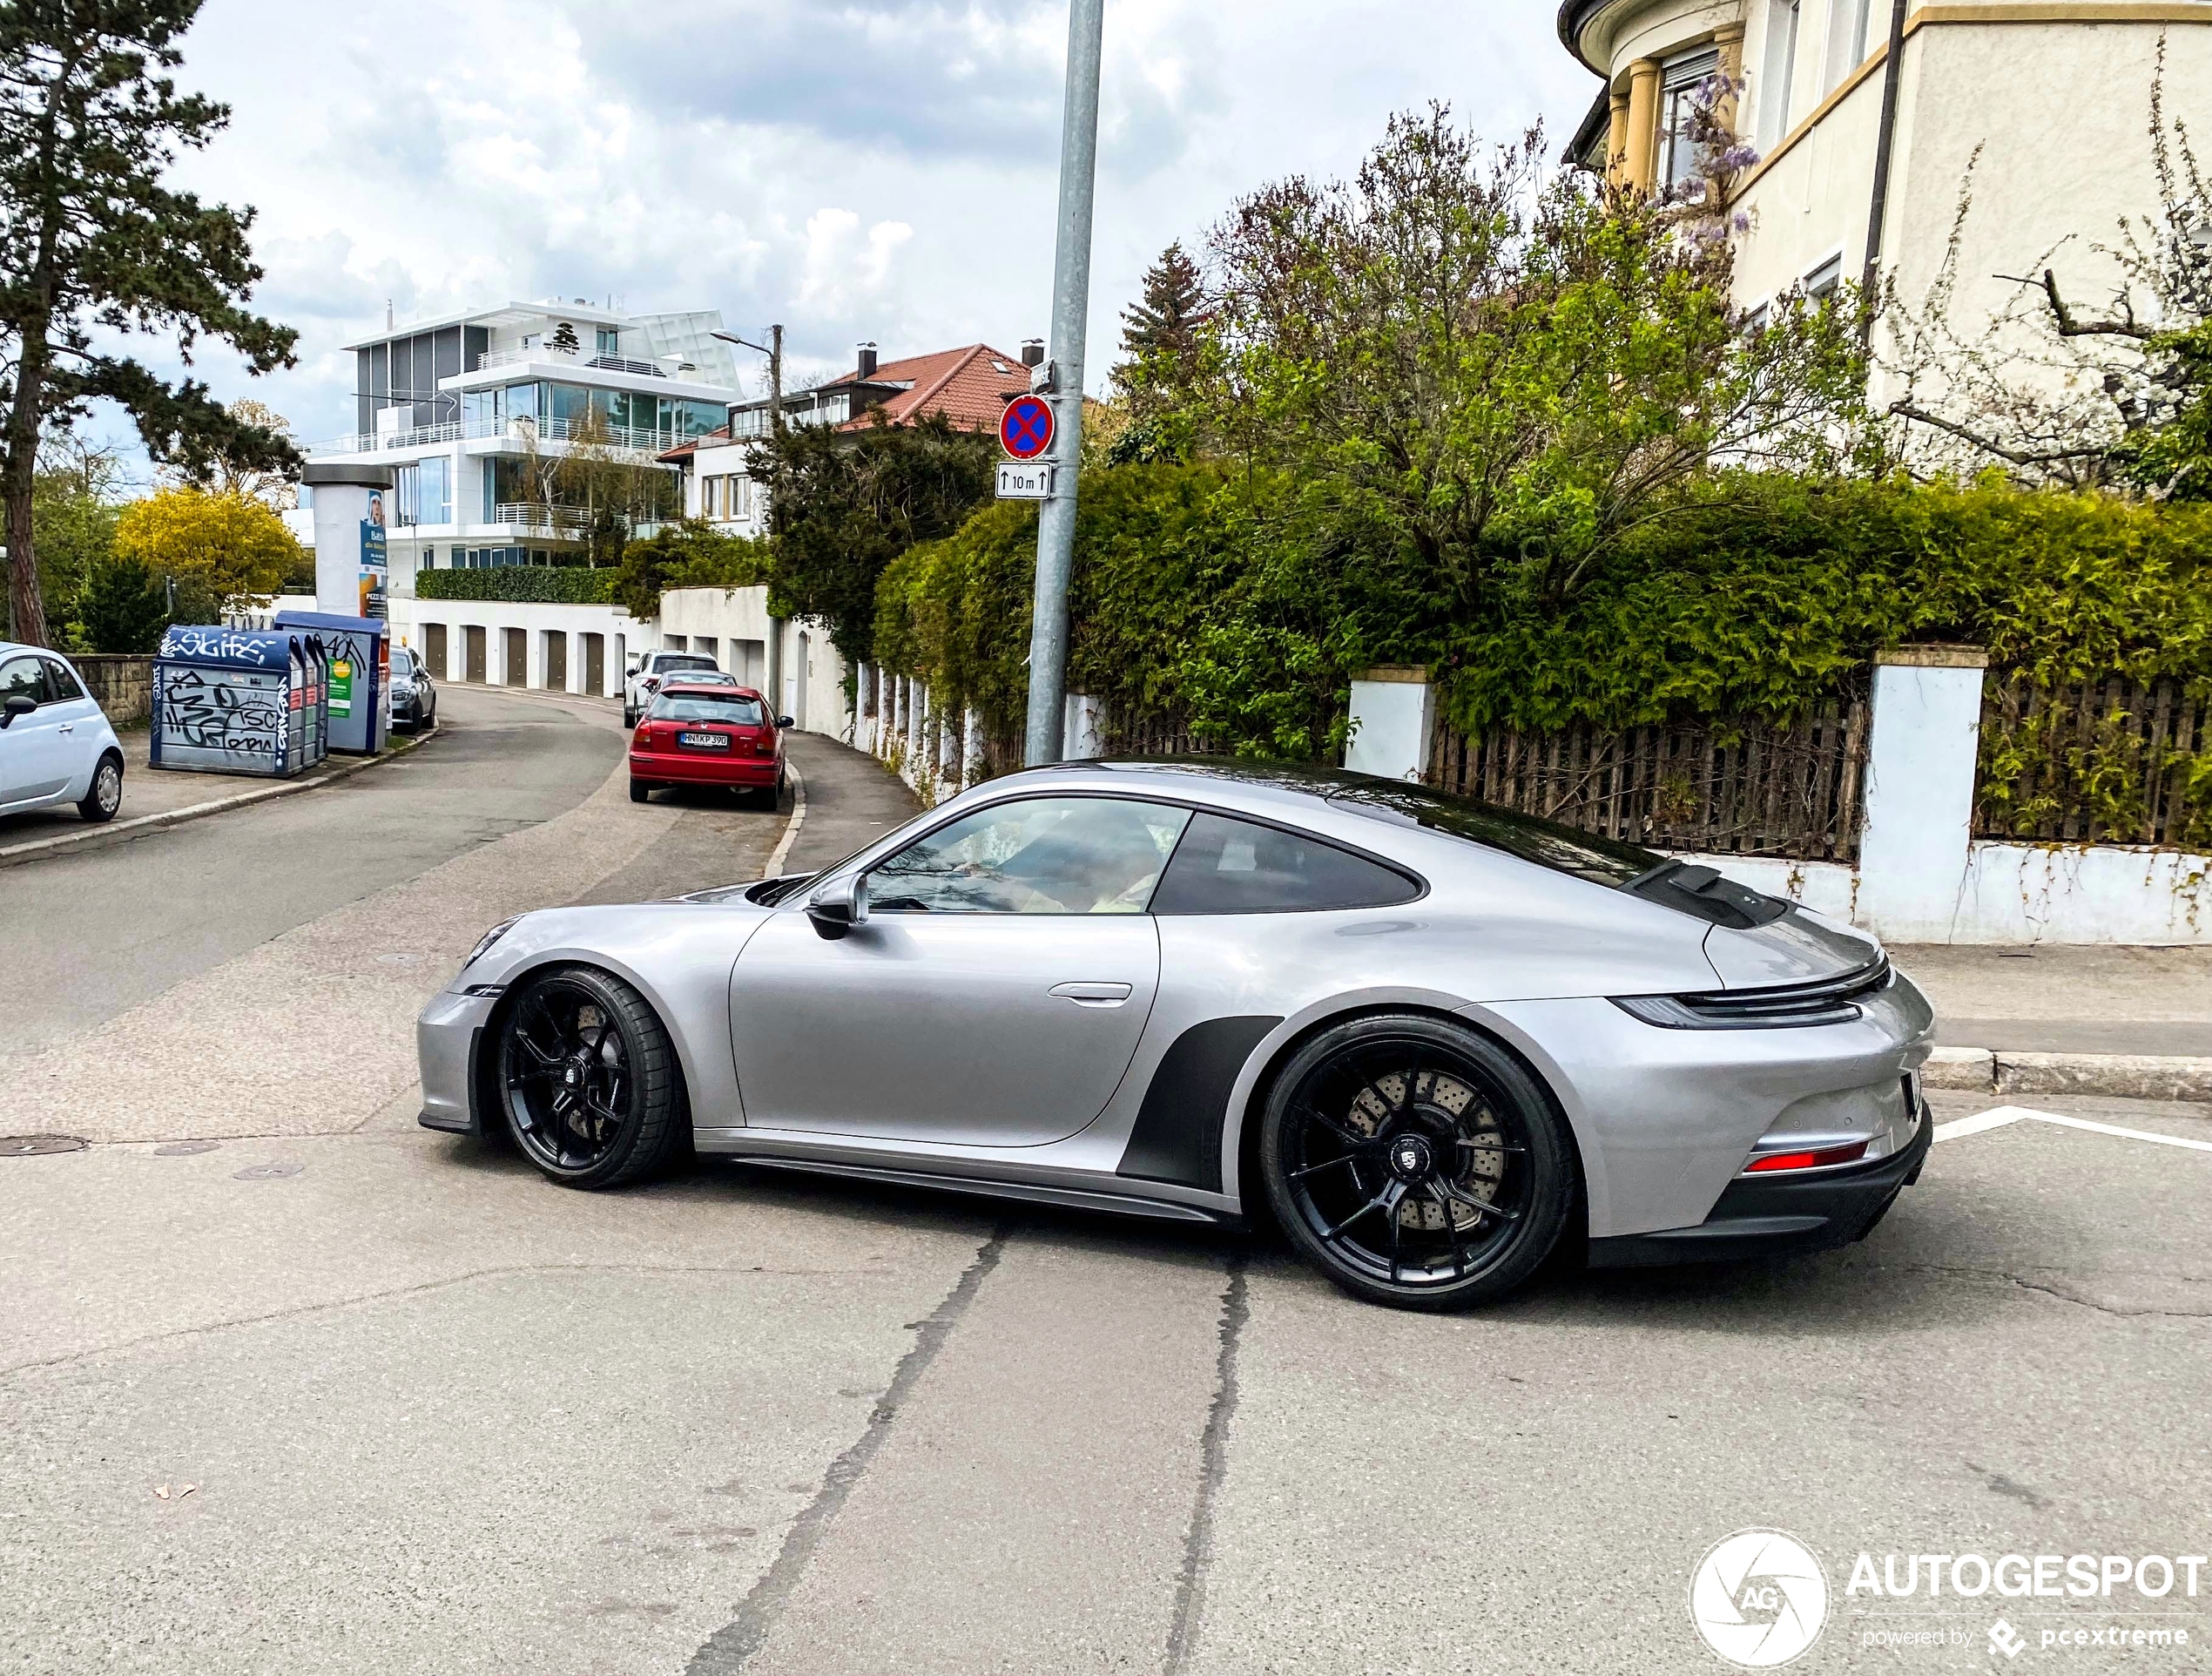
[1824,0,1874,94]
[1756,0,1802,151]
[1804,254,1843,300]
[1660,50,1721,192]
[597,327,620,355]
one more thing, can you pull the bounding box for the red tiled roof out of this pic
[832,344,1031,433]
[658,424,731,464]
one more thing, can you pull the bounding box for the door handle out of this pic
[1049,981,1133,1008]
[57,724,73,734]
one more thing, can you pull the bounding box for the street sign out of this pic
[996,461,1054,500]
[1000,395,1055,461]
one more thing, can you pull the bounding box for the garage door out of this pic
[503,628,526,688]
[424,624,448,681]
[464,625,486,683]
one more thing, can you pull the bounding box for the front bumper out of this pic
[1585,1096,1932,1268]
[629,747,779,787]
[416,989,500,1134]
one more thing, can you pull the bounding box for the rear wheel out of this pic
[497,966,685,1188]
[629,778,651,803]
[1259,1014,1575,1310]
[78,752,123,823]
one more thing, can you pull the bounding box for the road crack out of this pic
[685,1224,1010,1676]
[1164,1253,1250,1676]
[1896,1262,2212,1319]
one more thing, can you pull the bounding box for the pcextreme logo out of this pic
[1689,1529,1831,1668]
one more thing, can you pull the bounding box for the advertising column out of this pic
[301,463,395,619]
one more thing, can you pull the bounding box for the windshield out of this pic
[649,693,765,725]
[389,649,415,677]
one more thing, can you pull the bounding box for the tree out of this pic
[74,547,165,650]
[550,404,678,567]
[31,429,124,643]
[751,409,995,667]
[613,519,768,620]
[172,396,297,507]
[549,321,580,355]
[0,2,300,645]
[1109,241,1213,463]
[1197,107,1867,612]
[111,484,299,618]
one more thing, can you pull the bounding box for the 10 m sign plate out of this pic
[996,462,1054,500]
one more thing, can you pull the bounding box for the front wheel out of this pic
[497,966,685,1188]
[78,753,123,823]
[1259,1014,1576,1310]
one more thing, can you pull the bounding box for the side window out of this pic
[1150,812,1420,915]
[872,796,1192,916]
[42,659,84,702]
[0,657,51,708]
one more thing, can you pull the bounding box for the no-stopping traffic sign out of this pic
[1000,395,1055,461]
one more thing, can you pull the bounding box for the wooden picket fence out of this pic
[1973,674,2209,847]
[1425,702,1871,862]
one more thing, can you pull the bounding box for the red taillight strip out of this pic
[1743,1140,1872,1174]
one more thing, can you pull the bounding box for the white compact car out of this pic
[0,641,125,825]
[623,649,721,728]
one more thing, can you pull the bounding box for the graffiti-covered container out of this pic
[150,626,306,778]
[273,610,387,755]
[301,634,329,764]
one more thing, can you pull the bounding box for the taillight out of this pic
[1743,1140,1871,1174]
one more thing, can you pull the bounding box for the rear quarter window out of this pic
[1150,812,1420,915]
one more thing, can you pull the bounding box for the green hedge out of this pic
[873,465,2212,838]
[415,564,623,606]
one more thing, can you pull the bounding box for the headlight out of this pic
[465,917,519,969]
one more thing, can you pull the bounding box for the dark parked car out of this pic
[388,645,438,732]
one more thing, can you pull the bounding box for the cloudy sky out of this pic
[146,0,1596,451]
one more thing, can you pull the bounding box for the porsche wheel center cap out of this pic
[1386,1133,1434,1181]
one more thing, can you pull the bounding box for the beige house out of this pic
[1561,3,2212,383]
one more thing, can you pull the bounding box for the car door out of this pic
[731,794,1192,1146]
[0,654,68,806]
[37,657,104,793]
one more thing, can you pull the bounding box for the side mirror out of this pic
[806,873,869,940]
[777,714,794,729]
[0,693,33,729]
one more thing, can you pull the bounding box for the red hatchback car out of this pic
[629,681,790,808]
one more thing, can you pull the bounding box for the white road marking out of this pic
[765,763,807,876]
[1934,1105,2212,1152]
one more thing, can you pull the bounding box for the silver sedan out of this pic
[418,761,1935,1310]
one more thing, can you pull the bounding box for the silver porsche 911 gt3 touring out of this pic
[417,760,1935,1310]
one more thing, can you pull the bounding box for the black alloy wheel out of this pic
[498,966,684,1188]
[1260,1014,1576,1309]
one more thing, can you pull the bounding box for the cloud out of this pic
[105,0,1597,450]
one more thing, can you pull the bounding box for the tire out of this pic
[496,965,686,1189]
[78,752,123,823]
[622,706,636,729]
[630,778,651,803]
[1258,1013,1576,1311]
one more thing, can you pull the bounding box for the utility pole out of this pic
[1022,0,1105,767]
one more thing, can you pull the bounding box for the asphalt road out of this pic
[3,719,2209,1676]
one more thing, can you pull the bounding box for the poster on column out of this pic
[358,492,388,619]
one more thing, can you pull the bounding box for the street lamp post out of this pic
[1022,0,1105,767]
[712,326,783,434]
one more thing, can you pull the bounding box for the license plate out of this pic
[678,731,730,750]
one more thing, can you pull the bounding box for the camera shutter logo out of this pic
[1688,1529,1830,1668]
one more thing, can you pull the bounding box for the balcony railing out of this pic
[490,503,591,532]
[311,414,691,458]
[475,346,671,377]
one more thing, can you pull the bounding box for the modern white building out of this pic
[306,300,744,598]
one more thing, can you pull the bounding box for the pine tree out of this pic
[1116,241,1208,372]
[0,2,298,646]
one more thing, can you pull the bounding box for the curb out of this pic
[0,724,443,868]
[1925,1044,2212,1104]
